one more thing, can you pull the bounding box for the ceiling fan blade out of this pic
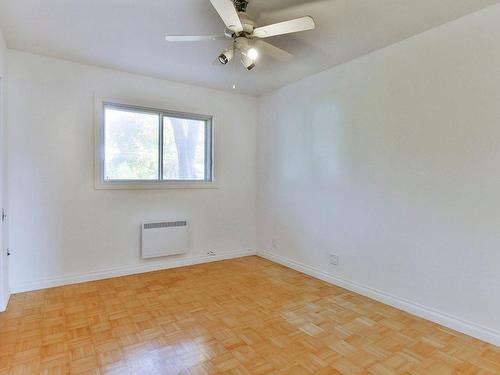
[165,35,225,42]
[253,16,315,38]
[209,0,243,33]
[255,40,293,61]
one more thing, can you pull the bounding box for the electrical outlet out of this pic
[207,250,216,256]
[329,253,339,266]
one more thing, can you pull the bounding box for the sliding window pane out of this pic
[104,107,159,180]
[163,117,208,180]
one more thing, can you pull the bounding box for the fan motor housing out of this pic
[238,12,256,34]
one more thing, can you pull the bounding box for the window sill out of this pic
[95,181,218,190]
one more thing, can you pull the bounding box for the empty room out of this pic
[1,0,500,374]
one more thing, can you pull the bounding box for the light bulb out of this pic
[247,47,259,61]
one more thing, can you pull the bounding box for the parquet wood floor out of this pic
[1,256,499,375]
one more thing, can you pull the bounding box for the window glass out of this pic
[163,116,207,180]
[104,108,159,180]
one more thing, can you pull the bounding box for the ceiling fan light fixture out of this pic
[218,47,234,65]
[241,54,256,71]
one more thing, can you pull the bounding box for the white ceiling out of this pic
[0,0,498,95]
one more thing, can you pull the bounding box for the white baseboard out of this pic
[11,249,256,294]
[258,250,500,348]
[0,291,10,312]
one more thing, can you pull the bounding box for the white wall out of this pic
[0,29,9,310]
[258,4,500,345]
[7,51,257,292]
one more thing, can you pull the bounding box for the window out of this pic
[96,101,214,188]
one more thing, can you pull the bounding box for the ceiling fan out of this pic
[165,0,316,70]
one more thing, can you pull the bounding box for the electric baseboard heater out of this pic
[141,220,189,259]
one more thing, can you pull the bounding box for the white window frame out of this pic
[95,97,216,190]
